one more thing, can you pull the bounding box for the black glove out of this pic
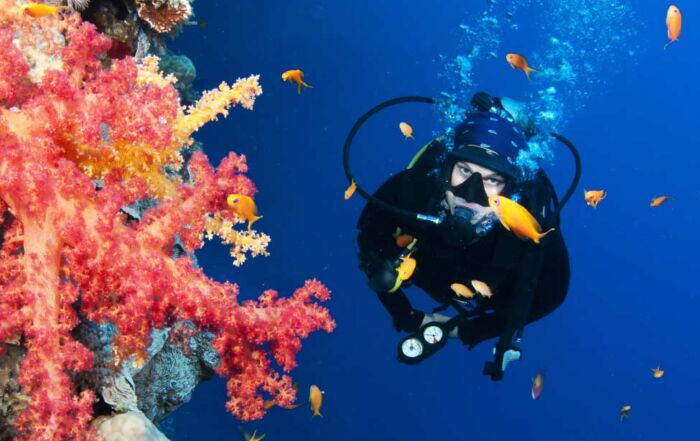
[358,250,425,332]
[358,250,401,292]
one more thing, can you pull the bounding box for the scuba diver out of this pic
[347,92,579,380]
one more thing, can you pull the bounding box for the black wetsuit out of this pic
[356,141,570,348]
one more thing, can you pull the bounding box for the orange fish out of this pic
[20,2,69,17]
[264,383,301,410]
[309,385,323,418]
[488,195,555,244]
[451,282,475,299]
[227,194,262,230]
[620,404,632,422]
[531,371,544,400]
[506,53,539,80]
[240,429,266,441]
[652,366,665,379]
[281,69,313,94]
[344,180,357,200]
[650,195,670,207]
[584,189,607,208]
[470,280,493,298]
[665,5,682,50]
[395,234,414,248]
[399,122,414,139]
[396,251,416,281]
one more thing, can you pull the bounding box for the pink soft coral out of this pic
[0,7,334,441]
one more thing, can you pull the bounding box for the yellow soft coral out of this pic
[68,57,261,199]
[137,55,178,87]
[173,75,262,146]
[204,214,270,266]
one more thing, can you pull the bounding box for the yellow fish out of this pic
[264,382,301,410]
[470,280,493,298]
[19,2,69,17]
[665,5,682,50]
[620,404,631,422]
[584,189,607,208]
[344,180,357,200]
[450,282,475,299]
[282,69,313,94]
[399,122,414,139]
[227,194,262,230]
[396,251,416,281]
[309,384,323,418]
[531,371,544,400]
[650,195,670,207]
[241,429,265,441]
[652,366,665,379]
[488,195,555,244]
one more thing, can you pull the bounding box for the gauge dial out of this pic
[423,325,444,345]
[401,338,423,358]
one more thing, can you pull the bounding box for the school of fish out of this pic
[71,2,680,436]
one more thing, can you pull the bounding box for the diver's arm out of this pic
[356,172,407,258]
[376,289,425,333]
[357,171,426,333]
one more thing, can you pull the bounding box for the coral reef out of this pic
[0,2,335,440]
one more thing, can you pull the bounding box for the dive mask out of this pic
[441,172,496,244]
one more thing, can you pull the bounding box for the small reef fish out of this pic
[281,69,313,94]
[488,195,555,244]
[227,194,262,230]
[584,189,607,208]
[652,366,665,379]
[650,195,670,207]
[395,234,414,248]
[240,429,266,441]
[20,2,69,17]
[264,382,301,410]
[399,122,414,139]
[309,385,324,418]
[620,404,632,422]
[531,371,544,400]
[665,5,682,50]
[451,282,475,299]
[396,251,416,281]
[392,228,415,248]
[344,180,357,200]
[470,280,493,299]
[506,53,538,80]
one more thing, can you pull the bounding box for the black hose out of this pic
[548,132,581,222]
[343,96,442,224]
[343,96,581,227]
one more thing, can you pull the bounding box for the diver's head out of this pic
[448,112,526,181]
[439,112,528,241]
[444,161,506,215]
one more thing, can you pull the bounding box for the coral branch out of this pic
[0,3,334,439]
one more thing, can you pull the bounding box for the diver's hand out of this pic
[461,202,495,225]
[358,251,397,292]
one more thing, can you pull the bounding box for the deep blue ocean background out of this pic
[160,1,699,439]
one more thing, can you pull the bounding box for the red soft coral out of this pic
[0,9,334,441]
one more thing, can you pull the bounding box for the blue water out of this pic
[162,1,700,439]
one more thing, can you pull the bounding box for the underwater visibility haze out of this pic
[0,0,699,440]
